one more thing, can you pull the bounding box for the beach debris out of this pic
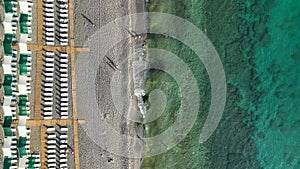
[105,55,121,72]
[107,157,114,162]
[81,13,95,27]
[124,28,142,39]
[131,30,142,39]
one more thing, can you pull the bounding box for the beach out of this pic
[0,0,299,168]
[74,0,146,168]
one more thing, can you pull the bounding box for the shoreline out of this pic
[127,0,149,168]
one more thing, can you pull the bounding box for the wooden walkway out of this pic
[68,0,81,168]
[9,0,88,168]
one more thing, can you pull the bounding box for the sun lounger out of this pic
[47,139,56,144]
[42,92,53,97]
[43,12,55,17]
[44,17,55,22]
[43,3,54,8]
[44,51,55,55]
[47,149,56,154]
[43,7,54,13]
[57,22,68,28]
[44,20,55,26]
[46,126,55,132]
[42,82,54,87]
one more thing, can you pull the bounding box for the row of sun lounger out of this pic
[41,51,55,119]
[56,0,69,45]
[40,1,70,168]
[43,0,55,45]
[54,52,69,119]
[41,52,69,119]
[43,0,69,46]
[45,125,69,169]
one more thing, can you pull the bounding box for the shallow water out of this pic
[142,0,300,168]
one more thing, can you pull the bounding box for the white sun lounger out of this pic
[56,27,68,32]
[43,66,55,71]
[57,86,68,91]
[43,7,54,13]
[42,98,53,103]
[56,77,68,82]
[47,154,56,159]
[42,92,53,97]
[59,126,68,132]
[43,12,55,17]
[57,33,69,38]
[60,111,68,116]
[57,8,68,13]
[47,133,56,139]
[43,112,53,116]
[42,72,54,77]
[43,58,55,63]
[61,115,68,119]
[44,31,55,36]
[47,149,56,154]
[59,103,68,107]
[44,17,55,22]
[56,85,68,91]
[60,163,68,168]
[44,116,53,120]
[59,98,69,102]
[60,42,68,46]
[43,3,54,8]
[58,36,69,40]
[57,74,68,78]
[60,153,67,158]
[59,53,69,57]
[58,13,69,17]
[57,67,68,72]
[46,126,55,132]
[61,106,69,111]
[44,51,55,56]
[42,101,53,106]
[60,158,68,163]
[57,23,68,28]
[45,41,55,46]
[58,93,68,97]
[43,63,55,68]
[57,64,68,68]
[48,163,57,168]
[44,21,55,26]
[47,140,56,144]
[42,82,54,87]
[44,77,54,81]
[47,145,56,149]
[58,58,68,63]
[42,62,50,67]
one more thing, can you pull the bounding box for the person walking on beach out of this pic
[81,13,95,27]
[105,56,121,72]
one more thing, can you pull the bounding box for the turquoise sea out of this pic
[142,0,300,169]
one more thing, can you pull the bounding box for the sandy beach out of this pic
[74,0,146,168]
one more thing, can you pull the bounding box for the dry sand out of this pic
[74,0,147,169]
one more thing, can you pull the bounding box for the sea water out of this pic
[142,0,300,168]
